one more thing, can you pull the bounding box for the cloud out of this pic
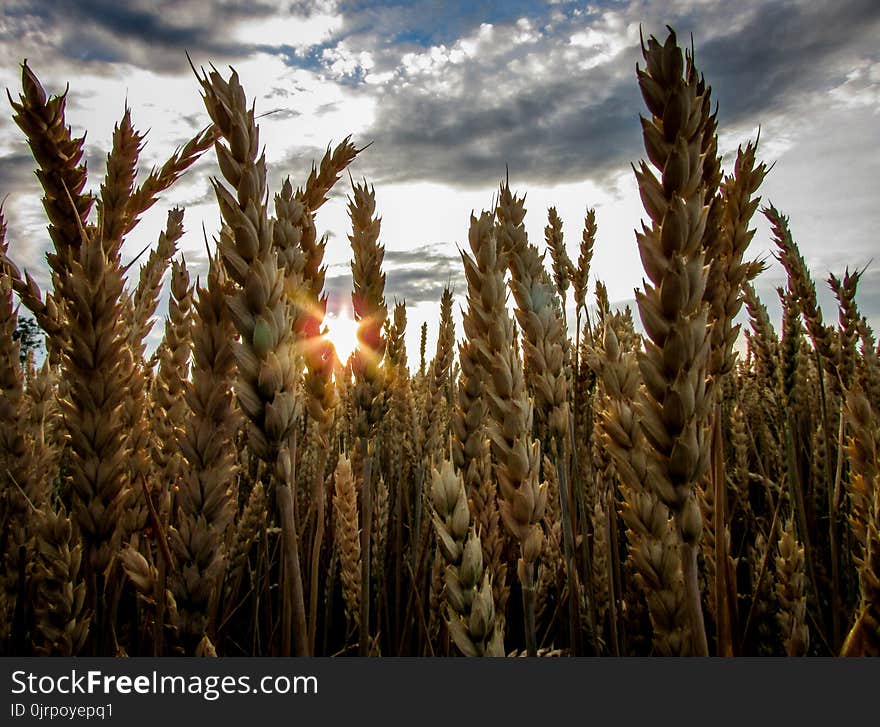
[691,0,880,125]
[322,243,463,310]
[327,0,880,191]
[1,0,345,75]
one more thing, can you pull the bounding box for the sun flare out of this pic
[323,308,360,364]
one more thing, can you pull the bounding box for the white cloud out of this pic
[829,58,880,112]
[233,11,343,53]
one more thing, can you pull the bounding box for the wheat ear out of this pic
[586,325,690,654]
[127,209,184,362]
[633,28,713,654]
[195,64,306,653]
[348,179,387,654]
[32,503,90,655]
[463,209,546,655]
[431,460,504,656]
[171,256,237,650]
[332,455,361,626]
[775,516,809,656]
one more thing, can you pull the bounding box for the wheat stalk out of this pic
[347,179,387,654]
[195,63,306,654]
[171,256,237,651]
[633,28,716,654]
[462,208,545,654]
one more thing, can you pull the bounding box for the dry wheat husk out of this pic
[633,28,718,654]
[462,209,545,654]
[195,64,300,463]
[171,256,237,649]
[586,325,691,654]
[332,455,361,625]
[431,460,504,656]
[32,503,90,655]
[775,516,809,656]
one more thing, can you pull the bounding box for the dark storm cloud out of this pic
[690,0,880,127]
[0,152,35,193]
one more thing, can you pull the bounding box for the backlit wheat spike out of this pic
[421,286,455,465]
[347,179,387,655]
[196,65,300,462]
[842,389,876,566]
[128,208,184,363]
[372,474,389,590]
[384,301,415,495]
[706,141,767,380]
[98,107,144,248]
[225,481,266,599]
[729,401,753,525]
[634,27,712,654]
[382,303,416,615]
[743,282,779,388]
[0,268,38,639]
[297,136,360,214]
[453,334,507,610]
[152,258,194,505]
[169,257,237,651]
[544,206,571,311]
[349,180,388,442]
[271,178,309,313]
[0,245,62,343]
[457,218,510,614]
[58,222,136,617]
[497,182,569,450]
[765,204,838,391]
[571,208,597,382]
[748,533,777,655]
[9,61,93,297]
[535,460,564,627]
[273,172,337,653]
[496,183,577,647]
[590,495,611,634]
[0,266,38,510]
[23,359,64,491]
[829,268,862,392]
[125,124,218,237]
[119,545,180,649]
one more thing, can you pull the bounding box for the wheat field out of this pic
[0,27,877,658]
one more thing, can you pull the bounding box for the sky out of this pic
[0,0,878,365]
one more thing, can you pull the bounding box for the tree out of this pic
[13,315,44,365]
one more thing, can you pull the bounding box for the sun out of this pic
[323,308,360,364]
